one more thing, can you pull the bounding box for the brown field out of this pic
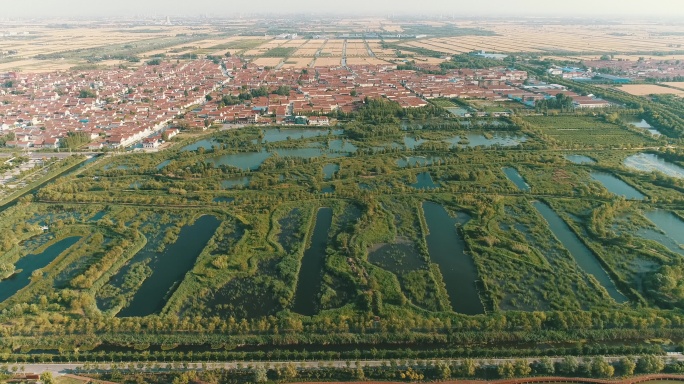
[367,41,396,57]
[346,57,391,66]
[251,57,283,67]
[662,82,684,90]
[346,40,369,57]
[314,57,343,67]
[382,23,404,33]
[618,84,684,96]
[2,19,684,73]
[281,57,312,69]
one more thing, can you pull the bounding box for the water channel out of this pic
[422,201,484,315]
[532,202,627,303]
[293,208,333,316]
[118,215,221,317]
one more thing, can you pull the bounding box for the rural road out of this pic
[9,355,684,376]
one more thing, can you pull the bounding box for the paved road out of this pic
[9,355,684,376]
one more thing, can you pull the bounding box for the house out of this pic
[87,141,104,150]
[143,137,160,149]
[308,116,330,126]
[43,137,60,149]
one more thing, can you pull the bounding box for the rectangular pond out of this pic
[422,201,484,315]
[590,172,645,200]
[532,201,627,303]
[293,208,333,316]
[0,236,81,303]
[118,215,221,317]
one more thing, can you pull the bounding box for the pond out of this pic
[89,211,106,222]
[642,210,684,255]
[532,201,627,303]
[624,153,684,179]
[328,139,357,152]
[422,202,484,315]
[293,208,333,316]
[321,186,335,194]
[590,172,645,200]
[181,138,219,152]
[208,146,351,171]
[221,177,251,189]
[207,149,271,171]
[255,128,343,144]
[404,136,428,149]
[623,116,662,136]
[323,164,339,180]
[397,156,441,168]
[411,172,438,189]
[503,167,530,191]
[565,155,596,164]
[0,236,81,303]
[445,107,470,117]
[118,215,221,317]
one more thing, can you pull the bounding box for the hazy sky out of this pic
[3,0,684,18]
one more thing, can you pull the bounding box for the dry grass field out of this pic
[313,57,343,67]
[662,82,684,90]
[2,19,683,73]
[346,57,391,66]
[251,57,283,67]
[619,84,684,96]
[281,57,312,69]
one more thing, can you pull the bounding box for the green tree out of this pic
[498,362,516,378]
[514,359,532,377]
[253,365,268,383]
[40,372,55,384]
[637,355,664,374]
[591,356,614,378]
[618,357,636,376]
[557,356,579,375]
[535,357,555,375]
[459,359,477,377]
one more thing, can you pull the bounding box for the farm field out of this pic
[618,84,684,96]
[3,18,684,73]
[663,82,684,90]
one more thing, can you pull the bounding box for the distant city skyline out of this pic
[3,0,684,18]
